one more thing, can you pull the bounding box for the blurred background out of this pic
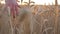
[0,0,60,34]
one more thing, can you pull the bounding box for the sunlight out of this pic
[0,0,60,5]
[18,0,55,5]
[0,0,5,4]
[31,0,55,5]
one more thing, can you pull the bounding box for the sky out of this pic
[0,0,60,5]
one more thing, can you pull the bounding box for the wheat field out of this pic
[0,4,60,34]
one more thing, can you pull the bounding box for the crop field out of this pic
[0,4,60,34]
